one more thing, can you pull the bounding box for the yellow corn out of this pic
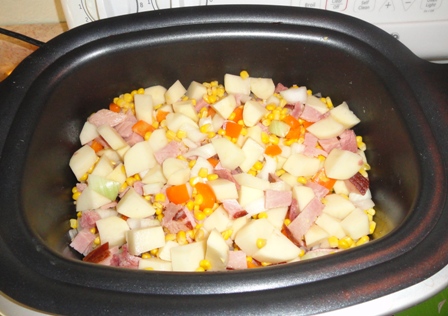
[261,132,270,144]
[69,219,78,229]
[269,135,279,145]
[221,229,233,240]
[326,96,334,109]
[189,176,200,187]
[200,124,210,134]
[72,191,81,201]
[176,130,187,139]
[297,176,307,185]
[94,237,101,245]
[154,193,166,202]
[196,267,206,272]
[198,168,208,178]
[142,253,151,259]
[369,221,377,234]
[166,130,177,140]
[150,248,158,256]
[194,209,206,221]
[328,236,339,248]
[203,207,213,216]
[177,230,187,245]
[144,131,152,140]
[262,118,271,126]
[261,262,271,267]
[189,160,197,168]
[253,161,264,171]
[165,233,176,242]
[199,259,212,271]
[256,238,267,249]
[257,212,268,219]
[338,236,354,249]
[284,218,291,226]
[207,173,218,181]
[207,131,216,139]
[355,235,370,246]
[240,70,250,79]
[79,173,88,182]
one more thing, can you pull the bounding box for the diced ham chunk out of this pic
[339,130,358,153]
[344,172,369,195]
[222,199,244,219]
[287,197,324,245]
[288,198,300,221]
[300,105,322,122]
[289,102,304,118]
[70,229,96,255]
[303,132,328,157]
[275,83,288,93]
[79,210,101,229]
[214,168,241,190]
[306,181,330,199]
[115,111,137,139]
[110,244,140,269]
[318,137,340,153]
[227,250,248,270]
[265,189,292,209]
[154,141,185,165]
[162,203,195,234]
[88,109,127,127]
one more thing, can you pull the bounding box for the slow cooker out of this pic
[1,5,447,315]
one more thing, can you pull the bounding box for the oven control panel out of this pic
[61,0,448,61]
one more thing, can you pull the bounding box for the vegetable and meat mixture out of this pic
[68,71,376,271]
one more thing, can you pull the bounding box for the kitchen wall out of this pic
[0,0,65,25]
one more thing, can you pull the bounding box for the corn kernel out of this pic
[186,200,195,211]
[157,213,163,221]
[189,160,197,168]
[154,193,166,202]
[328,236,339,248]
[261,132,270,144]
[194,228,205,241]
[199,259,212,270]
[72,191,81,201]
[90,227,96,234]
[71,186,78,194]
[261,262,271,267]
[94,237,101,245]
[144,131,152,140]
[166,130,176,140]
[218,128,226,136]
[126,176,136,186]
[69,219,78,229]
[176,130,187,139]
[326,97,334,109]
[269,135,279,145]
[77,211,82,218]
[142,253,151,259]
[165,233,176,242]
[256,238,267,249]
[297,176,307,185]
[207,173,218,181]
[307,89,312,95]
[194,209,206,221]
[369,221,377,234]
[240,70,250,79]
[246,256,253,262]
[338,236,354,249]
[194,194,204,206]
[123,93,133,103]
[355,236,370,246]
[177,231,188,245]
[366,208,376,216]
[152,121,159,129]
[203,207,213,216]
[253,161,264,171]
[198,168,208,178]
[196,267,206,272]
[221,229,233,240]
[150,248,158,256]
[79,173,88,182]
[247,170,257,176]
[189,176,200,187]
[258,212,268,219]
[207,131,216,138]
[298,248,306,257]
[284,218,291,226]
[266,104,276,111]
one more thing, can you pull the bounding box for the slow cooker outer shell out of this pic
[1,6,448,315]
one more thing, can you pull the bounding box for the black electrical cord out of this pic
[0,27,45,48]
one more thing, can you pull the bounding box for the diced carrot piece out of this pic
[90,139,104,153]
[231,106,243,123]
[166,184,190,204]
[132,120,155,137]
[225,121,243,138]
[311,168,336,190]
[156,110,170,123]
[282,115,302,139]
[109,103,121,113]
[195,182,216,210]
[207,106,216,118]
[264,144,282,156]
[247,259,260,269]
[207,157,219,167]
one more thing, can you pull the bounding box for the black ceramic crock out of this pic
[0,5,447,315]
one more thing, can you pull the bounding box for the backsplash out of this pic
[0,0,65,25]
